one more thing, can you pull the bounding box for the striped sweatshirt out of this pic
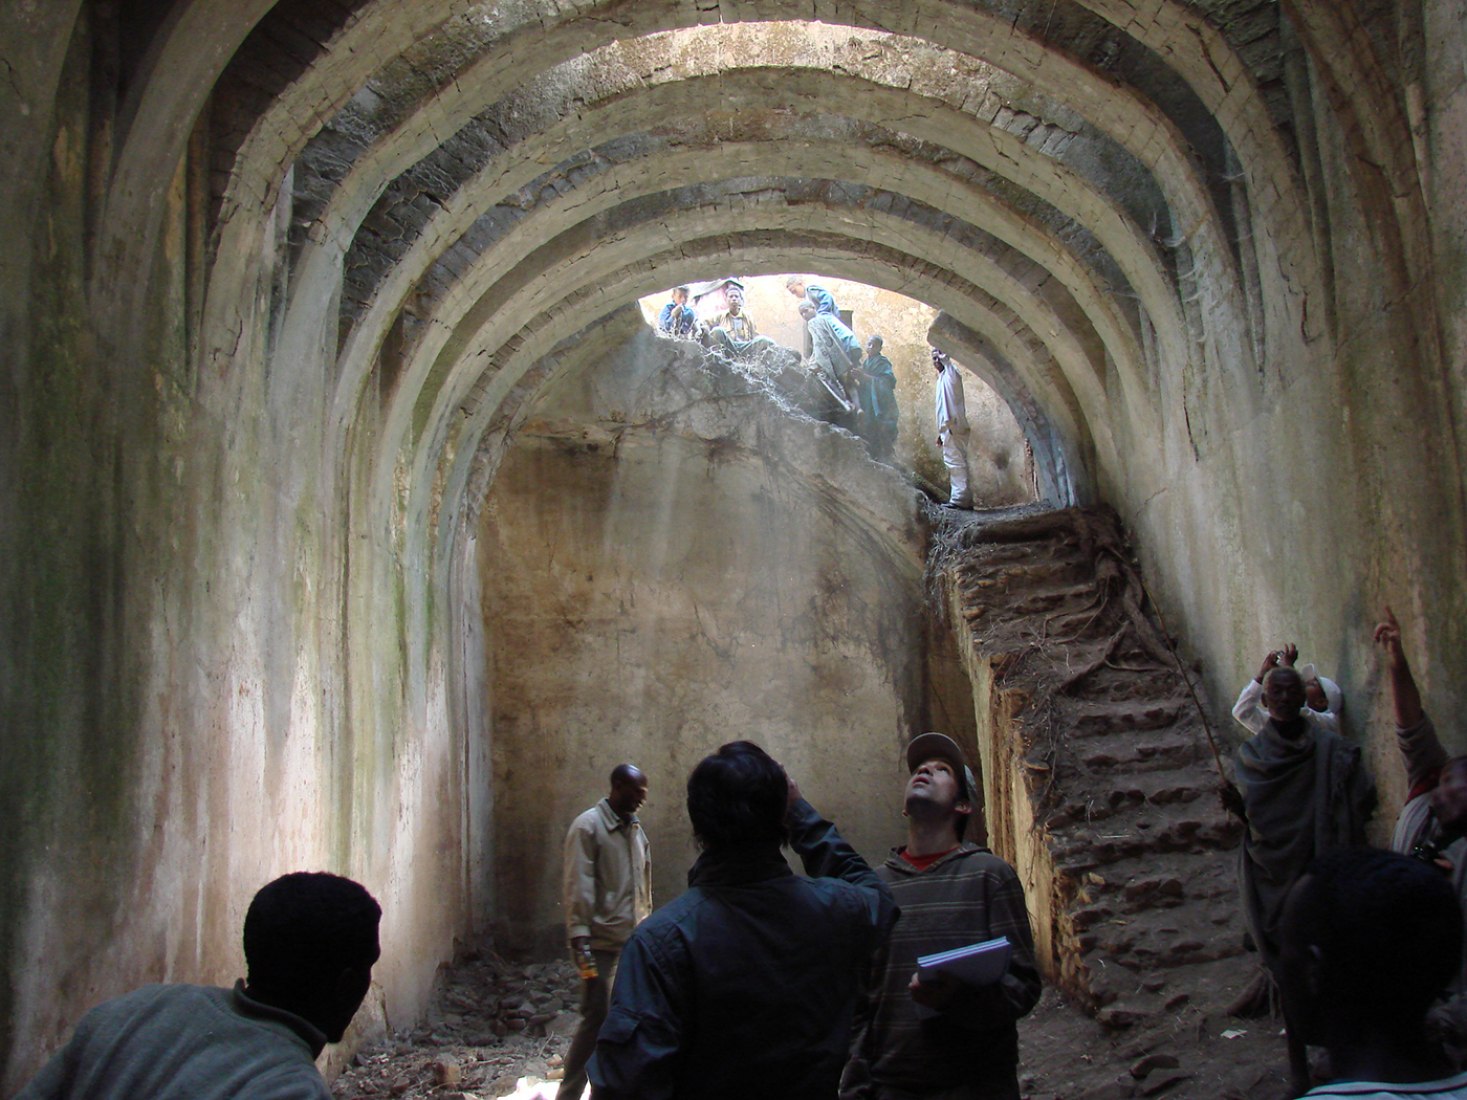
[844,843,1042,1096]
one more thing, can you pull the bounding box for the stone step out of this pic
[1080,904,1245,977]
[1080,850,1238,895]
[1063,669,1191,706]
[957,557,1092,592]
[1068,698,1188,738]
[1050,807,1236,872]
[1042,767,1221,831]
[1077,732,1206,773]
[938,505,1254,1030]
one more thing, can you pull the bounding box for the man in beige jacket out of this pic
[559,764,652,1100]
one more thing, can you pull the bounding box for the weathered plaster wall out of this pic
[478,321,948,951]
[1106,13,1467,836]
[1,11,474,1091]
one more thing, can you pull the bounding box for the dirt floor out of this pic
[330,941,1293,1100]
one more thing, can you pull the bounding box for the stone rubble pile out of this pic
[334,951,583,1100]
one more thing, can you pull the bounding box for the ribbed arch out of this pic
[415,234,1106,576]
[367,191,1110,518]
[206,6,1252,373]
[330,138,1149,461]
[392,223,1106,576]
[295,67,1183,522]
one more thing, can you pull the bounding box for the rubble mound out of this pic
[333,952,581,1099]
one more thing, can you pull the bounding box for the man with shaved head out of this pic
[559,764,652,1100]
[1221,665,1376,1094]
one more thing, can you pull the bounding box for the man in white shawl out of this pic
[1221,664,1376,1095]
[931,349,972,510]
[1232,643,1342,737]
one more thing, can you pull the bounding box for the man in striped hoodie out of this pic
[842,733,1041,1100]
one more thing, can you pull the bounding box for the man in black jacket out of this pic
[588,741,897,1100]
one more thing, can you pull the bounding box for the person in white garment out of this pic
[1232,643,1342,737]
[932,349,973,510]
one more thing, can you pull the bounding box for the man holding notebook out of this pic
[842,733,1041,1100]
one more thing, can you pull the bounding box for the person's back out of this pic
[18,872,381,1100]
[617,849,887,1096]
[590,742,895,1100]
[19,984,331,1100]
[1279,848,1467,1097]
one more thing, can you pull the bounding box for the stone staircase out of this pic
[933,505,1246,1030]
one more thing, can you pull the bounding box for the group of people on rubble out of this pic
[655,279,902,465]
[1219,606,1467,1097]
[558,734,1040,1100]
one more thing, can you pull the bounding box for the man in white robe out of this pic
[932,349,972,509]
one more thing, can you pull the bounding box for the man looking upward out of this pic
[1221,665,1375,1095]
[844,733,1041,1099]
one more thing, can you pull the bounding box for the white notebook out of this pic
[916,936,1012,987]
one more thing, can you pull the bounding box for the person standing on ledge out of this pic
[857,335,899,462]
[932,349,973,510]
[559,764,652,1100]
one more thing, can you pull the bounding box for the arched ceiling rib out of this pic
[141,0,1352,550]
[421,237,1109,555]
[323,62,1162,346]
[263,15,1246,337]
[334,141,1147,445]
[397,222,1113,553]
[296,60,1190,502]
[195,1,1285,378]
[399,186,1111,446]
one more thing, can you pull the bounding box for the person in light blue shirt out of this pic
[786,276,839,317]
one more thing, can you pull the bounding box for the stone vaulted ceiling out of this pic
[91,0,1422,562]
[5,3,1458,1088]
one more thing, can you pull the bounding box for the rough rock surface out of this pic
[332,949,582,1100]
[934,505,1246,1021]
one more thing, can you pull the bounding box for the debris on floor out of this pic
[333,950,580,1099]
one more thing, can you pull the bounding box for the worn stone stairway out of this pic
[933,504,1246,1032]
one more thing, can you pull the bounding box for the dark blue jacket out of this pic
[589,800,897,1099]
[658,301,696,336]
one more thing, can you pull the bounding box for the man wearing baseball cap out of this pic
[841,733,1041,1099]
